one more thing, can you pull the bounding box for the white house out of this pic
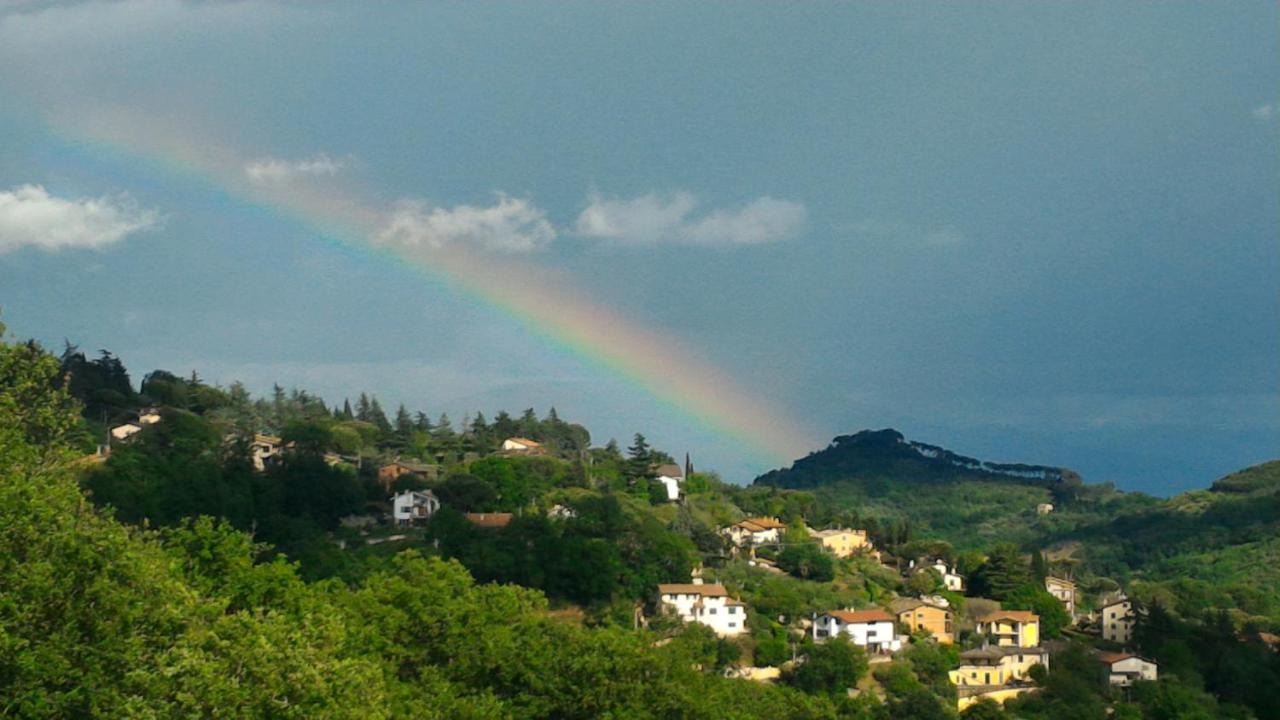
[137,408,162,426]
[722,517,787,548]
[655,463,684,501]
[501,437,544,454]
[547,503,578,520]
[812,609,902,653]
[392,489,440,525]
[1036,503,1054,515]
[657,582,746,637]
[1100,596,1135,644]
[109,422,143,442]
[910,558,965,592]
[1098,653,1157,686]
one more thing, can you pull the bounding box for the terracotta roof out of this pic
[253,433,282,445]
[658,583,729,597]
[654,463,684,478]
[747,517,787,529]
[465,512,513,529]
[825,609,894,624]
[1097,652,1136,664]
[978,610,1040,623]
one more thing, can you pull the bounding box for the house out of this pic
[500,437,545,455]
[392,489,440,525]
[137,408,162,426]
[976,610,1041,648]
[1097,652,1157,686]
[654,463,684,502]
[378,459,439,491]
[909,558,965,592]
[656,582,746,637]
[722,517,787,548]
[811,528,871,558]
[1045,576,1077,617]
[547,504,577,520]
[465,512,513,530]
[891,597,954,644]
[1100,596,1135,644]
[1036,503,1054,515]
[812,609,903,653]
[109,422,144,442]
[949,644,1049,687]
[250,433,283,472]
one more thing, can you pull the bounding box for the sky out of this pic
[0,1,1276,494]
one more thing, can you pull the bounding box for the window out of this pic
[728,622,737,628]
[984,673,991,684]
[708,608,717,615]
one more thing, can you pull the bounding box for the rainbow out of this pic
[45,107,820,465]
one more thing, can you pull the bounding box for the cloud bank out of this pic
[0,184,160,254]
[574,192,806,246]
[379,195,556,254]
[245,154,348,183]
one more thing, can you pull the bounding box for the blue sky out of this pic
[1,1,1276,494]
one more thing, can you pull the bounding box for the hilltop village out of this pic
[4,342,1272,719]
[98,405,1169,715]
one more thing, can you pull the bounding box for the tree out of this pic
[625,433,653,486]
[973,543,1031,600]
[776,543,835,582]
[784,638,868,695]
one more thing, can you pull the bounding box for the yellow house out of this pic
[811,528,871,558]
[949,645,1049,687]
[892,598,954,644]
[976,610,1040,648]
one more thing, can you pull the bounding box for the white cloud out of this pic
[0,184,160,254]
[574,192,806,246]
[245,154,348,183]
[1253,103,1275,121]
[378,194,556,254]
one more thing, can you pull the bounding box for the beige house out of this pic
[811,528,871,558]
[110,422,144,442]
[1045,576,1077,617]
[500,437,546,455]
[891,597,954,644]
[1098,652,1157,686]
[722,518,787,548]
[1100,596,1135,644]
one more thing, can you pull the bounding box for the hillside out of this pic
[1050,460,1280,622]
[752,429,1143,549]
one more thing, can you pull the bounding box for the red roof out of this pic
[465,512,513,529]
[978,610,1039,623]
[826,609,894,624]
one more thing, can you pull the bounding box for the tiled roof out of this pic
[978,610,1039,623]
[465,512,513,529]
[825,609,894,624]
[658,583,729,597]
[654,463,684,478]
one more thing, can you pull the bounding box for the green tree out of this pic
[783,637,868,695]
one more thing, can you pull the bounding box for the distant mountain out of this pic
[753,428,1080,490]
